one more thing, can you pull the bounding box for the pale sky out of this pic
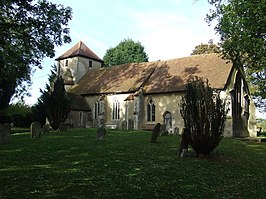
[16,0,265,118]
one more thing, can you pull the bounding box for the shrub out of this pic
[180,77,226,158]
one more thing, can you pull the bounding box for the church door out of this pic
[163,112,172,131]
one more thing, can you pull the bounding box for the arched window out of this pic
[147,98,155,122]
[79,112,84,126]
[94,100,100,119]
[112,98,120,120]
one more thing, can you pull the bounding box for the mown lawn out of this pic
[0,128,265,199]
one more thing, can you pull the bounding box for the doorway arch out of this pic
[163,111,172,130]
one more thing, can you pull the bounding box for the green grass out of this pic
[0,129,265,199]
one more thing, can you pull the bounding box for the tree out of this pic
[1,102,33,127]
[31,100,46,127]
[0,0,72,110]
[103,38,149,67]
[37,65,71,130]
[191,40,221,55]
[180,77,226,158]
[206,0,266,110]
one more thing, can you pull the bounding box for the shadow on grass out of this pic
[0,129,265,198]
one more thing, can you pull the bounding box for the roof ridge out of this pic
[55,41,103,62]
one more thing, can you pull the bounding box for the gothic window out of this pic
[134,98,139,113]
[79,112,84,126]
[147,98,155,122]
[112,98,120,120]
[94,100,100,119]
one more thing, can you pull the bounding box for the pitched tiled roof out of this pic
[143,53,233,94]
[69,53,233,95]
[69,61,157,95]
[55,41,103,62]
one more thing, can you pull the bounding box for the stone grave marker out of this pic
[59,123,69,132]
[0,123,11,144]
[42,124,50,134]
[177,128,191,158]
[151,123,161,143]
[30,122,42,138]
[96,124,106,141]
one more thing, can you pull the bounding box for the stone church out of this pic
[56,41,257,137]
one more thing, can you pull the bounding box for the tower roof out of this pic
[55,41,103,62]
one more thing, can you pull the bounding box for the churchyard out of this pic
[0,128,265,198]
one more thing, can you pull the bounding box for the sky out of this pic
[17,0,265,118]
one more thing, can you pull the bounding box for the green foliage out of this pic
[0,103,32,127]
[0,0,72,110]
[191,40,221,55]
[207,0,266,110]
[180,77,226,157]
[41,76,71,130]
[0,129,265,198]
[31,102,46,126]
[103,38,149,67]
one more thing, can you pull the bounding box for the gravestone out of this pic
[174,127,179,135]
[177,128,191,158]
[42,124,50,134]
[160,124,168,136]
[151,123,161,143]
[0,123,11,144]
[30,122,42,138]
[128,119,134,130]
[122,120,127,130]
[59,123,69,132]
[96,124,106,141]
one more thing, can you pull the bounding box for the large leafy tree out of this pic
[191,40,221,55]
[206,0,266,110]
[103,38,149,67]
[0,0,72,110]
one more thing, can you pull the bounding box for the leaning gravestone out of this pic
[0,123,11,144]
[151,123,161,143]
[177,128,191,158]
[30,122,42,138]
[96,124,106,141]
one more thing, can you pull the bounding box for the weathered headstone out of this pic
[177,128,191,158]
[42,124,50,134]
[30,122,42,138]
[122,120,127,130]
[174,127,179,135]
[151,123,161,143]
[59,123,69,132]
[96,124,106,141]
[160,124,169,136]
[0,123,11,144]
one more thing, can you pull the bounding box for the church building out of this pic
[56,41,257,138]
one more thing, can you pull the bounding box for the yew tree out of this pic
[0,0,72,110]
[180,77,226,158]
